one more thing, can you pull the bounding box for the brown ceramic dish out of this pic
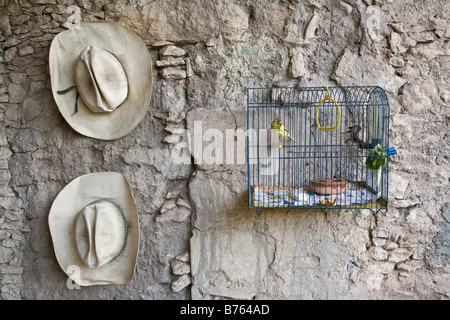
[307,178,347,195]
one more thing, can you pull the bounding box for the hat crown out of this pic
[49,21,153,140]
[75,46,129,113]
[75,200,127,269]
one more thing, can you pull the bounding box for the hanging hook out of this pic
[316,86,341,131]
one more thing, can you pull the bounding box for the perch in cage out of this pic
[247,85,393,214]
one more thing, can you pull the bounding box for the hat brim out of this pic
[48,172,139,286]
[49,21,153,140]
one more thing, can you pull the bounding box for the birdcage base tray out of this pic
[251,182,386,212]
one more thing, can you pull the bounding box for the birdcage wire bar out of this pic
[247,86,390,214]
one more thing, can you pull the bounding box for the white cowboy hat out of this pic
[48,172,139,286]
[49,21,153,140]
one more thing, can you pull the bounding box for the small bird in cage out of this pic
[271,117,294,141]
[346,125,363,145]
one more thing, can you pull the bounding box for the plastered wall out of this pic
[0,0,449,299]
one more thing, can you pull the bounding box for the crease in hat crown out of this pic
[75,46,129,113]
[75,199,128,269]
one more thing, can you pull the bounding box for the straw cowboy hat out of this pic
[49,21,153,140]
[48,172,139,286]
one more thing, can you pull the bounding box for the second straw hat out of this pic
[48,172,139,286]
[49,21,153,140]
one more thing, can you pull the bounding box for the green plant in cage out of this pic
[366,144,387,187]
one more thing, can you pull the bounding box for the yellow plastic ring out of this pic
[316,96,341,131]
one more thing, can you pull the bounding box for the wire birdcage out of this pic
[247,86,390,214]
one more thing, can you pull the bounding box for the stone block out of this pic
[0,265,23,274]
[289,48,307,79]
[171,274,191,292]
[0,247,13,263]
[156,57,186,68]
[160,45,186,57]
[4,47,17,62]
[388,248,412,263]
[0,14,11,36]
[171,258,190,275]
[304,12,319,40]
[369,246,389,260]
[1,274,22,284]
[18,46,33,56]
[8,83,26,104]
[0,147,12,160]
[160,67,186,80]
[0,169,11,185]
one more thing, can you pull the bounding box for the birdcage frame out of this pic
[247,85,390,214]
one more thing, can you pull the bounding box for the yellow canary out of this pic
[320,198,336,206]
[271,118,294,141]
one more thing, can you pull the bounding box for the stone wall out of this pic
[0,0,449,299]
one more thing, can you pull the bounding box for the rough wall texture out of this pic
[0,0,449,300]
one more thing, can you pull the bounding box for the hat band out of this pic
[57,86,80,114]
